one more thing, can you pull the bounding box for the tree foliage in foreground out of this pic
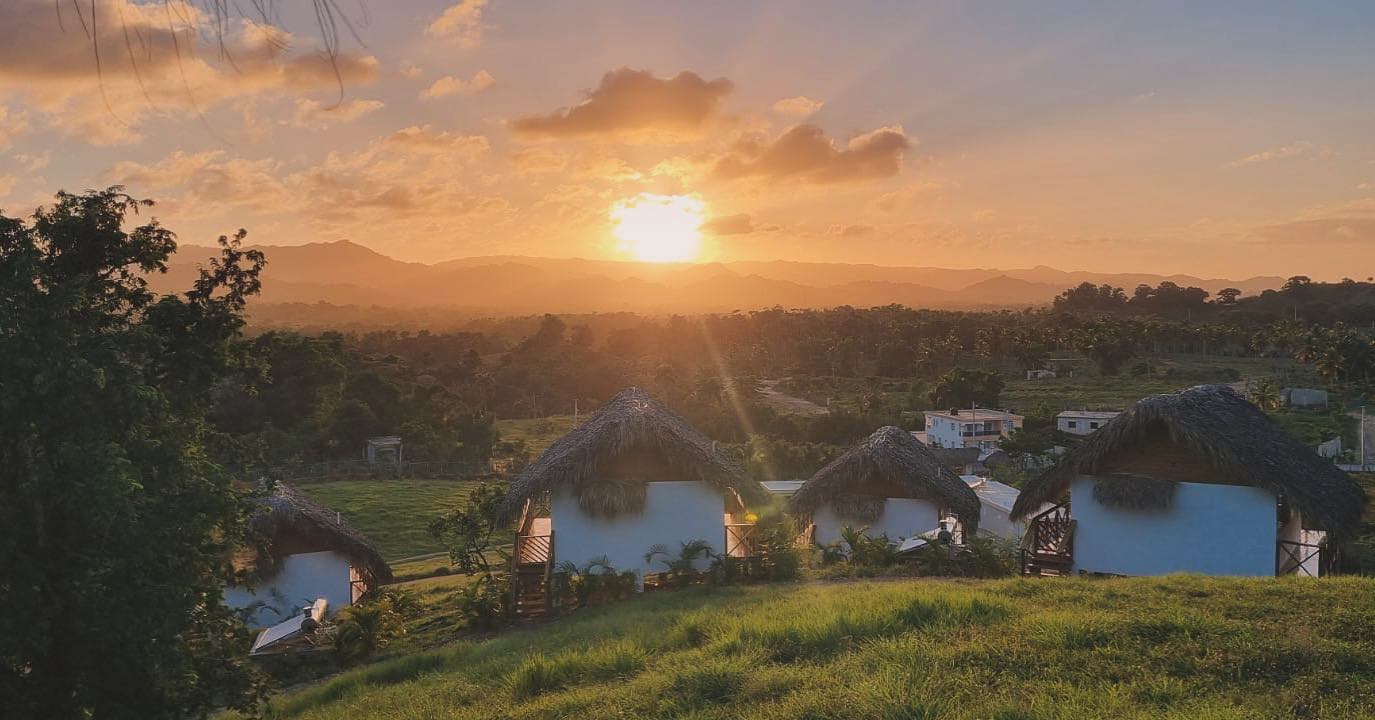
[0,189,265,719]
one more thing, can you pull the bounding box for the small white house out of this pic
[1055,410,1121,436]
[924,408,1024,451]
[1012,385,1365,577]
[227,484,393,627]
[502,388,768,616]
[961,475,1042,541]
[787,426,982,547]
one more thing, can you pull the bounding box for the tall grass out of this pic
[257,575,1375,719]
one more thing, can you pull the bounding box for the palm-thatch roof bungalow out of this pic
[502,388,767,608]
[788,426,981,548]
[1010,385,1366,577]
[226,483,393,626]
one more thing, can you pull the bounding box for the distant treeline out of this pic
[215,277,1375,473]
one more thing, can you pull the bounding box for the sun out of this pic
[610,193,706,262]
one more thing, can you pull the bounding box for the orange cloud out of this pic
[427,0,489,48]
[713,124,911,184]
[421,70,496,99]
[380,126,490,159]
[704,213,755,235]
[772,96,824,117]
[0,0,379,144]
[0,105,27,150]
[292,98,384,128]
[511,68,733,139]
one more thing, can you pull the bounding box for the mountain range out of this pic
[157,240,1285,316]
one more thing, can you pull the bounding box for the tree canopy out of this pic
[0,189,264,719]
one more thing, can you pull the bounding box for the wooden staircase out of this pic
[1021,502,1075,576]
[512,508,554,619]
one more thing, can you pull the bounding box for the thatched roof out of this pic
[787,426,981,532]
[929,446,980,470]
[252,483,394,584]
[501,388,766,520]
[1010,385,1367,538]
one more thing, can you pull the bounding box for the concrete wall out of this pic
[226,550,355,627]
[813,497,941,547]
[552,481,726,578]
[1071,476,1277,576]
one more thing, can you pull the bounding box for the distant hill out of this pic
[160,240,1285,318]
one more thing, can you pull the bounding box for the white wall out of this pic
[552,481,726,578]
[1071,476,1277,576]
[976,502,1024,541]
[813,498,941,547]
[226,550,355,627]
[924,417,963,448]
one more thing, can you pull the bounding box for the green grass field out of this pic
[298,480,493,560]
[497,415,579,456]
[258,575,1375,719]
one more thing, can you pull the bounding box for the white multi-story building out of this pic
[923,408,1024,450]
[1056,410,1121,436]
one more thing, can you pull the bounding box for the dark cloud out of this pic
[713,124,911,184]
[704,213,755,235]
[511,68,733,138]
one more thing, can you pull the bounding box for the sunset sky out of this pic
[1,0,1373,277]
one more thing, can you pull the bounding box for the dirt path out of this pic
[757,378,829,416]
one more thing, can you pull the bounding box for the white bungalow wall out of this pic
[225,550,355,627]
[551,481,726,579]
[812,498,941,547]
[1278,512,1327,576]
[1070,476,1277,576]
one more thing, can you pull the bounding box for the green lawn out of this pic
[497,415,579,457]
[259,575,1375,719]
[298,479,496,560]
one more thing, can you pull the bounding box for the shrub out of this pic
[553,557,639,608]
[332,596,407,662]
[456,575,511,630]
[840,526,901,567]
[644,539,718,588]
[747,512,802,581]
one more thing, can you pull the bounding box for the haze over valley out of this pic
[164,239,1285,319]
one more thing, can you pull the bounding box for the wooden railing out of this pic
[1276,539,1331,577]
[511,528,556,618]
[1020,502,1075,575]
[517,533,553,565]
[725,523,757,558]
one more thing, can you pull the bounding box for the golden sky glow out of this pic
[611,193,707,262]
[1,1,1374,277]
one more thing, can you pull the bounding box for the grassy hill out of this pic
[258,575,1375,719]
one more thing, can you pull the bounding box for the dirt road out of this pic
[757,378,829,416]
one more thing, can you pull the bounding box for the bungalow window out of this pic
[1067,420,1077,429]
[1090,422,1100,430]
